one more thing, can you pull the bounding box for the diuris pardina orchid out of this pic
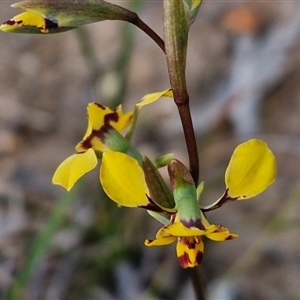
[52,85,276,268]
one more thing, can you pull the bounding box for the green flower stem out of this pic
[163,0,199,184]
[189,267,207,300]
[177,102,200,185]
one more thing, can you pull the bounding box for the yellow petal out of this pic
[87,103,132,132]
[176,236,204,268]
[87,103,114,130]
[136,89,173,108]
[157,222,212,238]
[113,106,133,132]
[0,11,48,33]
[100,151,150,207]
[225,139,276,199]
[75,135,108,153]
[80,121,93,144]
[191,0,202,11]
[144,236,176,246]
[205,225,238,241]
[52,149,97,191]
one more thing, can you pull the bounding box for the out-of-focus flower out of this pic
[0,0,137,34]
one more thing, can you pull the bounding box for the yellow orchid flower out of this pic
[52,89,174,191]
[145,213,237,268]
[100,153,237,268]
[52,103,133,191]
[100,139,275,268]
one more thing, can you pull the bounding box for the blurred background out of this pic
[0,0,300,299]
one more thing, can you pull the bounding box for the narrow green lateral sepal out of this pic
[196,181,204,201]
[142,156,175,209]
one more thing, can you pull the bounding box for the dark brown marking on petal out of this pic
[79,136,93,150]
[189,236,202,249]
[226,235,236,240]
[44,18,59,30]
[211,225,223,233]
[4,20,17,25]
[104,111,119,125]
[178,252,191,268]
[100,123,113,137]
[78,105,121,151]
[181,218,205,230]
[178,237,203,267]
[79,123,114,150]
[212,224,230,235]
[195,250,203,266]
[180,236,202,250]
[93,103,106,110]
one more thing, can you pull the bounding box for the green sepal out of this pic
[142,156,175,210]
[196,181,204,202]
[147,210,170,226]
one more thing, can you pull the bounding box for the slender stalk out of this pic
[189,267,206,300]
[177,100,199,184]
[162,0,199,184]
[128,14,165,53]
